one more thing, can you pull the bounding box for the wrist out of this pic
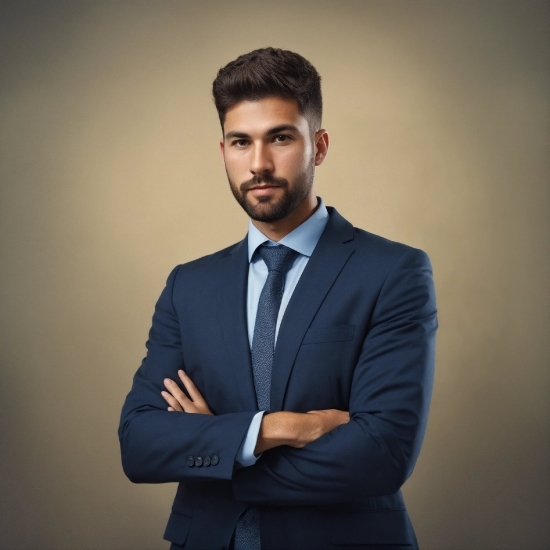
[254,411,308,453]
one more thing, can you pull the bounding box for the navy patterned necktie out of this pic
[251,244,299,411]
[233,244,298,550]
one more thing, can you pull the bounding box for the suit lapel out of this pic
[217,238,258,411]
[270,208,356,412]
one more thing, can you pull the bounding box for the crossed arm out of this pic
[120,247,436,505]
[161,370,350,454]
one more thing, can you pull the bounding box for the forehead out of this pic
[223,97,310,135]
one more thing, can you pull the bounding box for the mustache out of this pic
[240,174,289,193]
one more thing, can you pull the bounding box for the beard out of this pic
[227,161,315,223]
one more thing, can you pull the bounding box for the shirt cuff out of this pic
[235,411,265,468]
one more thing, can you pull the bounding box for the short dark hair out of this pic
[212,47,322,131]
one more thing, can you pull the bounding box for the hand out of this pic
[161,370,213,415]
[254,409,349,454]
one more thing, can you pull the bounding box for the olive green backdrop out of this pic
[0,1,548,549]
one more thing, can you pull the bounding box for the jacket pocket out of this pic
[163,506,193,546]
[302,324,355,344]
[324,509,413,545]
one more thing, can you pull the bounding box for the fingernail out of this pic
[164,378,171,384]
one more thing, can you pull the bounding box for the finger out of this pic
[178,370,207,405]
[164,378,193,410]
[167,406,175,412]
[161,390,184,412]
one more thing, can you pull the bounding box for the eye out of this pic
[273,134,292,143]
[231,139,250,147]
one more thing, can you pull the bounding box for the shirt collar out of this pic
[247,198,329,262]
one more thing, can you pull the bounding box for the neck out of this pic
[251,193,318,242]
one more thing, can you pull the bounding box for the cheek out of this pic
[224,154,248,178]
[278,149,310,175]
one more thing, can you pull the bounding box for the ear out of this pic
[314,130,329,166]
[219,139,225,165]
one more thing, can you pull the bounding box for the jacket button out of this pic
[187,456,194,467]
[203,455,211,467]
[211,455,219,466]
[195,456,203,467]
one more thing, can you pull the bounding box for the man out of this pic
[119,47,437,550]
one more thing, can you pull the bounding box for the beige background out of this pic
[0,1,548,549]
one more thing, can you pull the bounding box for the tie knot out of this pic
[259,244,298,274]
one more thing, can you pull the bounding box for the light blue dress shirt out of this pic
[235,198,329,467]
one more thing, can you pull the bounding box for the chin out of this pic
[249,207,282,223]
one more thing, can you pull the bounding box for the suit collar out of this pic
[270,207,355,411]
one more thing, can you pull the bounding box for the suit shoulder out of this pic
[349,228,436,315]
[165,240,245,283]
[353,227,429,260]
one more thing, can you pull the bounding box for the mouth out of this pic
[239,176,288,197]
[248,185,281,197]
[248,184,281,190]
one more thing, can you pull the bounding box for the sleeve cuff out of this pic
[235,411,265,468]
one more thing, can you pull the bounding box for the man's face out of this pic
[220,97,319,223]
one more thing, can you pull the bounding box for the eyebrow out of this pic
[224,124,299,141]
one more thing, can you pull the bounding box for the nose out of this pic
[250,142,274,176]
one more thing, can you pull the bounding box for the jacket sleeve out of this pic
[118,265,256,484]
[232,248,437,505]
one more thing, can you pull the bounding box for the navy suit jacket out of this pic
[119,207,437,550]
